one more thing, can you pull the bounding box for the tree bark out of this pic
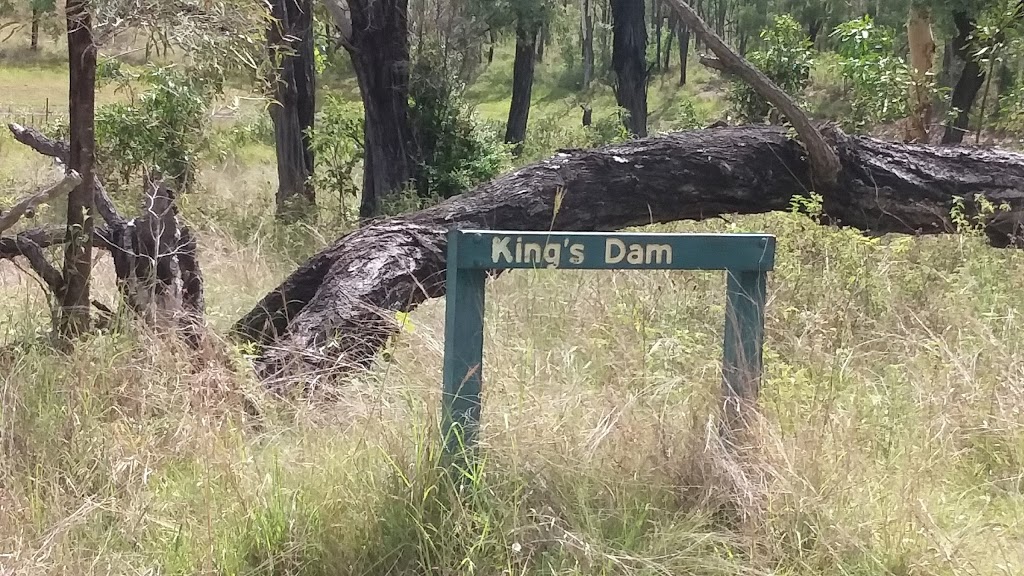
[942,11,984,145]
[906,4,935,143]
[61,0,97,338]
[31,7,40,51]
[504,18,539,152]
[678,17,689,85]
[664,13,675,71]
[611,0,648,137]
[581,0,594,90]
[233,125,1024,383]
[267,0,316,219]
[332,0,417,219]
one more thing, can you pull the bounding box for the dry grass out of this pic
[0,30,1022,575]
[1,168,1023,573]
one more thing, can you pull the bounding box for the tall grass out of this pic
[0,28,1021,575]
[1,185,1022,574]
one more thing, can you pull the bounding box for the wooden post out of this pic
[441,230,487,459]
[721,268,768,437]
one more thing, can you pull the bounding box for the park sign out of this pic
[441,230,776,456]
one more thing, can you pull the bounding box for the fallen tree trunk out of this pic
[234,125,1024,383]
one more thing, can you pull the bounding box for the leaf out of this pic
[395,311,416,334]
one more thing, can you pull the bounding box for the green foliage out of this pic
[950,193,1011,237]
[665,98,707,131]
[519,106,630,160]
[408,50,513,205]
[307,95,363,219]
[727,15,813,123]
[829,16,913,131]
[94,64,216,193]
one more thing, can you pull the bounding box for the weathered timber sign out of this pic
[441,230,776,456]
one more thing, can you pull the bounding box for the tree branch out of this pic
[699,55,728,73]
[16,238,65,294]
[1,226,117,261]
[0,171,83,235]
[663,0,841,189]
[7,123,127,228]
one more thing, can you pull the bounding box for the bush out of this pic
[408,50,513,204]
[829,16,913,131]
[307,95,364,219]
[520,106,630,161]
[727,15,813,123]
[94,64,216,194]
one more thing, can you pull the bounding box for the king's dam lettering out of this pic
[490,236,673,267]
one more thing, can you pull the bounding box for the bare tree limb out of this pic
[699,55,727,73]
[0,171,83,235]
[663,0,841,189]
[1,226,117,261]
[7,123,127,228]
[16,238,65,293]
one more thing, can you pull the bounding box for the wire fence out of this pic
[0,98,250,129]
[0,99,65,128]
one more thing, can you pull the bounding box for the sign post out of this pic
[441,230,776,457]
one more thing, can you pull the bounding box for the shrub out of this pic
[408,49,513,205]
[94,63,216,194]
[829,16,913,131]
[727,15,813,123]
[307,95,364,219]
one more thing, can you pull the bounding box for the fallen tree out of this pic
[234,124,1024,382]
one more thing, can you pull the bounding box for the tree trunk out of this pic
[993,62,1015,128]
[906,4,935,143]
[488,29,496,64]
[5,124,205,345]
[693,0,702,51]
[340,0,417,219]
[599,0,610,75]
[808,18,821,45]
[654,0,663,72]
[942,11,984,145]
[31,7,40,51]
[60,0,97,338]
[504,18,539,152]
[611,0,648,137]
[233,125,1024,382]
[268,0,316,219]
[678,18,689,85]
[536,20,547,62]
[715,0,726,38]
[664,13,674,70]
[581,0,595,90]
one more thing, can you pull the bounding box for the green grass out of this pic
[1,28,1023,576]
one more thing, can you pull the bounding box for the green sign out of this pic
[442,230,775,456]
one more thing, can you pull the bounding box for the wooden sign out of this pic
[442,230,776,456]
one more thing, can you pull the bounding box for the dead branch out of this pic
[0,171,83,235]
[664,0,841,189]
[7,123,127,228]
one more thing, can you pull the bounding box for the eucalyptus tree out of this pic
[267,0,317,220]
[611,0,647,136]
